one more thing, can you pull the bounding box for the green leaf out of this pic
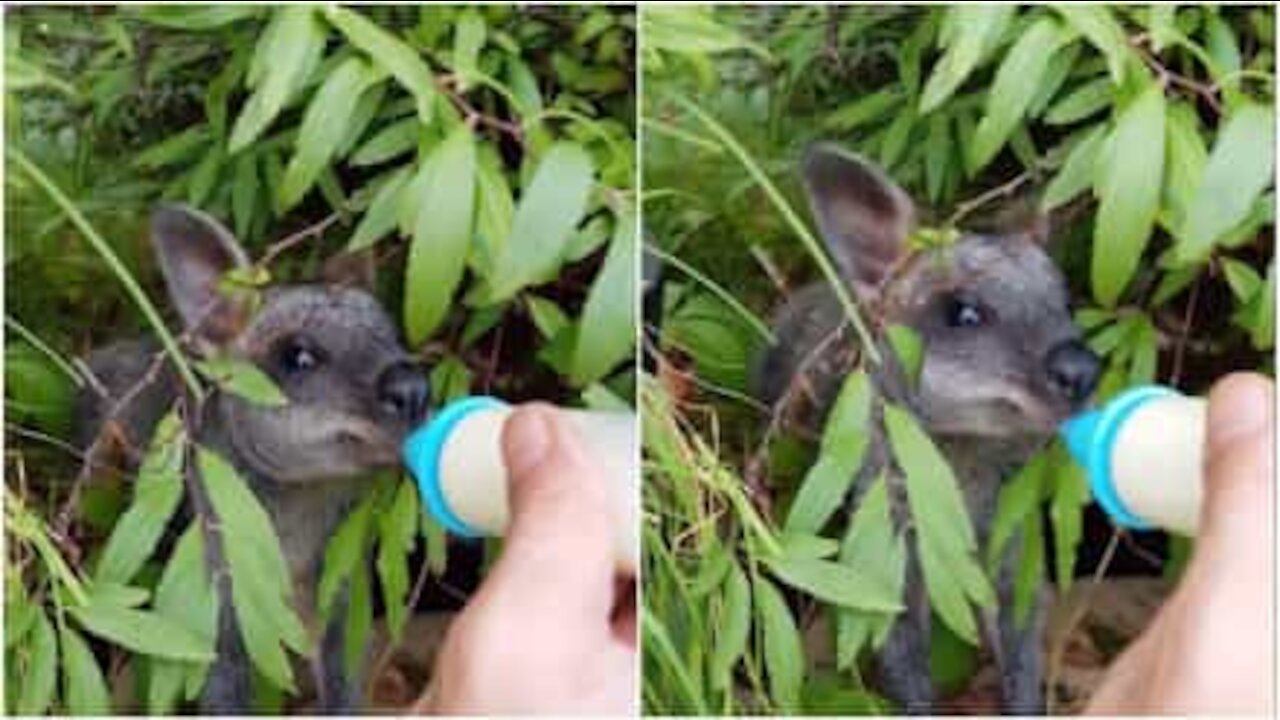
[229,7,326,153]
[146,523,217,713]
[765,554,902,613]
[919,6,1014,113]
[60,625,112,715]
[1251,261,1275,350]
[70,599,215,662]
[1045,78,1113,126]
[348,166,412,251]
[1049,446,1089,592]
[430,356,473,404]
[986,451,1049,570]
[344,560,373,680]
[132,5,261,29]
[969,17,1071,171]
[884,403,993,644]
[836,476,905,668]
[571,205,637,385]
[1222,257,1264,302]
[377,479,420,640]
[324,6,438,125]
[708,560,751,690]
[885,324,924,384]
[1163,103,1210,230]
[318,492,377,622]
[403,124,477,344]
[1173,103,1275,265]
[643,7,770,59]
[281,57,385,210]
[351,118,422,167]
[822,89,903,131]
[16,610,57,715]
[95,412,185,585]
[755,576,804,713]
[1092,83,1166,307]
[195,356,288,407]
[1042,124,1106,211]
[1053,5,1132,85]
[452,9,486,90]
[197,447,308,691]
[488,142,596,301]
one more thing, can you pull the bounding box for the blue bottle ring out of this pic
[403,395,509,538]
[1070,385,1179,531]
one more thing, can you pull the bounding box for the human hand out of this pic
[1087,372,1274,715]
[416,404,637,715]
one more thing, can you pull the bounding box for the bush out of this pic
[641,5,1273,714]
[5,6,634,713]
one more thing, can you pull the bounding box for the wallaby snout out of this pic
[377,361,431,425]
[1044,339,1101,406]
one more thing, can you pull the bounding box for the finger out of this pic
[479,404,617,622]
[1197,372,1274,555]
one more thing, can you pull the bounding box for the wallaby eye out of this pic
[278,338,323,375]
[944,296,987,328]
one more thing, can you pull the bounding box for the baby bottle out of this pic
[403,396,638,573]
[1060,385,1207,536]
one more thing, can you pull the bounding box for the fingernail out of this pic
[503,405,554,479]
[1207,374,1272,455]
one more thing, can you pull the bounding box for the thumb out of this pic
[480,404,617,620]
[1197,372,1274,556]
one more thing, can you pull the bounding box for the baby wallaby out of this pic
[756,145,1100,713]
[74,205,429,713]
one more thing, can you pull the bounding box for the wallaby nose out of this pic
[1045,340,1101,405]
[378,364,430,424]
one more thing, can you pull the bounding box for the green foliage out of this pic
[7,5,633,711]
[643,4,1272,713]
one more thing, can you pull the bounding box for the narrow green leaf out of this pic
[403,124,477,344]
[16,610,57,715]
[376,479,420,640]
[95,412,185,585]
[146,523,216,713]
[229,7,326,153]
[970,18,1071,171]
[70,600,215,662]
[919,6,1014,113]
[1174,103,1275,265]
[1042,124,1106,211]
[324,6,438,125]
[986,451,1049,570]
[822,89,903,131]
[1045,77,1113,126]
[765,555,902,612]
[1049,445,1089,592]
[755,576,804,712]
[488,142,596,300]
[198,448,308,691]
[708,560,751,690]
[1163,103,1210,230]
[885,324,924,384]
[836,476,905,667]
[1054,5,1132,85]
[571,205,637,385]
[281,56,384,210]
[60,625,112,715]
[344,561,373,681]
[195,356,288,407]
[452,9,486,90]
[351,118,422,167]
[1092,83,1166,306]
[348,166,412,251]
[318,492,377,622]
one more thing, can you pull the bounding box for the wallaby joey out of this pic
[756,145,1100,713]
[73,205,430,713]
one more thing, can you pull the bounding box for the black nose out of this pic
[1045,340,1101,405]
[377,363,430,424]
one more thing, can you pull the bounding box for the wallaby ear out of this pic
[801,144,916,299]
[321,247,378,289]
[995,200,1051,247]
[150,204,251,348]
